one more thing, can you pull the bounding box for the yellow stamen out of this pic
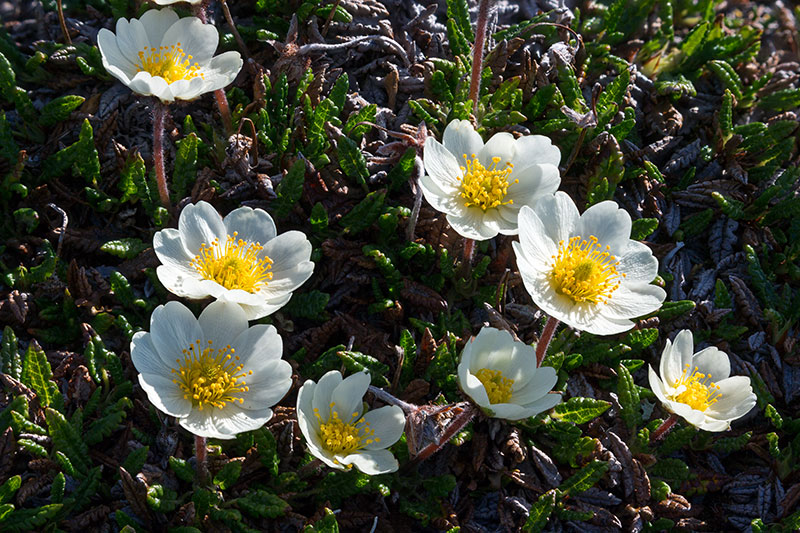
[314,402,376,456]
[669,364,721,411]
[475,368,514,404]
[191,232,273,293]
[137,42,204,83]
[171,340,251,410]
[550,235,625,304]
[458,154,517,211]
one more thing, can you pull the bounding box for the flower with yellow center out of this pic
[458,328,562,420]
[131,301,292,439]
[296,371,405,475]
[648,330,756,432]
[154,201,314,320]
[421,119,561,240]
[513,192,666,336]
[97,8,242,102]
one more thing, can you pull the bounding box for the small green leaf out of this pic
[522,489,557,532]
[336,351,390,387]
[0,475,21,504]
[559,460,608,496]
[100,238,149,259]
[39,94,85,126]
[617,363,640,429]
[173,133,198,200]
[339,191,386,235]
[337,136,369,185]
[21,340,56,407]
[274,159,306,218]
[551,397,611,424]
[46,407,91,477]
[236,490,289,519]
[213,460,242,490]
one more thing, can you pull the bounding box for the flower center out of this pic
[550,235,624,304]
[137,43,204,84]
[458,154,518,211]
[475,368,514,404]
[172,340,251,410]
[191,232,273,293]
[314,402,378,456]
[669,364,721,412]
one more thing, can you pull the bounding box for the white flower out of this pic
[296,371,405,475]
[130,300,293,440]
[420,119,561,240]
[512,191,666,336]
[97,8,242,102]
[458,327,562,420]
[648,330,756,432]
[153,201,314,320]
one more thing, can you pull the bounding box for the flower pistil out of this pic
[550,235,624,304]
[475,368,514,404]
[137,43,204,83]
[458,155,517,211]
[191,232,274,293]
[669,364,721,411]
[172,340,252,410]
[315,402,378,456]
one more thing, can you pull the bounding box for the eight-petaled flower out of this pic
[458,327,562,420]
[97,8,242,102]
[513,191,666,335]
[153,201,314,320]
[421,119,561,240]
[130,300,292,439]
[296,371,405,475]
[648,330,756,432]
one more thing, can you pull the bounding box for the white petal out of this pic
[478,132,515,168]
[461,370,491,407]
[361,405,405,450]
[240,361,292,409]
[668,401,707,428]
[520,392,562,416]
[419,173,466,216]
[126,71,157,98]
[114,16,150,65]
[446,209,498,240]
[695,417,730,432]
[442,119,484,162]
[705,376,755,419]
[341,449,399,475]
[156,265,209,299]
[312,371,343,421]
[575,201,632,257]
[140,8,179,46]
[154,228,195,272]
[501,343,538,386]
[516,206,558,267]
[223,206,277,246]
[691,347,731,381]
[198,300,248,349]
[138,373,192,417]
[670,330,696,377]
[178,201,227,254]
[605,284,666,321]
[262,231,313,276]
[511,366,558,404]
[648,366,672,405]
[162,16,218,63]
[150,302,202,368]
[508,163,561,206]
[297,379,320,435]
[510,135,561,168]
[330,372,369,421]
[617,241,659,283]
[423,137,463,188]
[200,52,243,93]
[485,402,531,420]
[232,324,282,368]
[532,191,579,245]
[467,327,511,371]
[231,294,293,320]
[130,331,171,376]
[97,28,137,79]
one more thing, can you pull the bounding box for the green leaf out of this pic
[617,363,640,429]
[597,68,630,113]
[659,426,696,456]
[46,407,91,477]
[236,490,289,519]
[622,328,658,351]
[522,489,557,532]
[336,351,390,387]
[101,238,150,259]
[1,326,22,379]
[712,431,751,453]
[310,202,328,232]
[387,147,416,192]
[39,94,84,126]
[343,104,376,140]
[446,0,474,42]
[649,457,691,481]
[173,133,198,200]
[41,119,100,184]
[50,472,65,504]
[337,136,369,185]
[551,397,611,424]
[213,460,242,490]
[84,397,131,445]
[121,446,149,476]
[719,89,733,140]
[764,404,784,429]
[757,88,800,112]
[399,329,417,386]
[0,475,20,504]
[284,290,329,320]
[274,159,306,218]
[707,60,743,99]
[20,340,56,407]
[0,504,63,533]
[304,508,339,533]
[339,191,386,235]
[559,460,608,496]
[657,300,695,321]
[680,21,709,58]
[252,427,280,476]
[169,457,195,483]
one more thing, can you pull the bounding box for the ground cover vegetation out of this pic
[1,0,799,531]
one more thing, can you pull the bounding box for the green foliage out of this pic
[617,363,641,429]
[20,340,57,407]
[522,490,557,532]
[41,119,100,184]
[559,460,609,496]
[237,490,289,519]
[340,191,386,234]
[46,407,91,477]
[551,397,611,424]
[337,136,369,186]
[274,158,306,218]
[337,350,390,386]
[284,290,330,320]
[1,325,22,379]
[173,133,198,200]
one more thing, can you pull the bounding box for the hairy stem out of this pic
[535,316,559,366]
[651,413,680,442]
[468,0,493,117]
[152,101,171,209]
[195,435,208,485]
[215,89,234,136]
[220,0,249,59]
[56,0,71,44]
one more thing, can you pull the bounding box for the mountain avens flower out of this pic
[97,8,242,102]
[458,327,562,420]
[131,300,292,439]
[154,201,314,320]
[513,192,666,335]
[421,119,561,240]
[296,371,405,475]
[648,330,756,432]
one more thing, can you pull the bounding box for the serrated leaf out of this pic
[20,340,56,407]
[1,325,22,379]
[551,397,611,424]
[169,456,195,483]
[310,202,328,232]
[522,489,557,532]
[339,190,386,235]
[122,446,149,476]
[252,426,280,476]
[597,68,630,113]
[387,147,416,192]
[236,489,289,519]
[623,328,658,351]
[657,300,695,321]
[559,460,608,496]
[101,238,149,259]
[173,133,198,200]
[337,136,369,185]
[0,475,21,504]
[213,460,242,490]
[274,158,306,218]
[46,407,91,477]
[39,94,84,126]
[0,504,63,533]
[284,290,329,320]
[336,351,390,387]
[617,363,640,429]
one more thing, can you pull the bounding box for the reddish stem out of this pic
[195,435,208,485]
[56,0,71,44]
[152,101,171,209]
[215,89,234,136]
[535,316,559,366]
[651,413,680,443]
[468,0,493,117]
[220,0,249,59]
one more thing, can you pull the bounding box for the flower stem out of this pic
[56,0,71,44]
[215,90,234,136]
[535,316,559,366]
[651,413,680,443]
[461,237,476,279]
[152,101,171,209]
[194,435,209,486]
[220,0,249,59]
[468,0,493,117]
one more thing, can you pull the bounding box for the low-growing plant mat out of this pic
[1,0,799,531]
